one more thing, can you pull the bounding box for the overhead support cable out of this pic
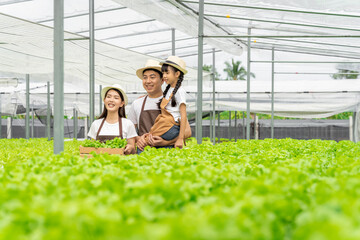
[36,6,127,23]
[182,1,360,18]
[75,19,156,34]
[205,14,360,32]
[251,45,360,60]
[179,49,222,58]
[127,37,195,49]
[204,35,360,38]
[252,41,360,58]
[144,43,208,55]
[265,38,360,50]
[102,28,172,40]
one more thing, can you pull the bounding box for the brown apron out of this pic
[150,93,179,136]
[96,117,123,142]
[138,95,161,136]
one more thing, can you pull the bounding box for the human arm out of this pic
[124,137,136,154]
[147,120,191,146]
[135,133,149,151]
[174,103,186,149]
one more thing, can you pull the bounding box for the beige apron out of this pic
[138,95,161,136]
[96,117,123,142]
[150,93,179,136]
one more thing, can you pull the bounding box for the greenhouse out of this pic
[1,0,360,239]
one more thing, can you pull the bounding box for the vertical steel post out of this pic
[217,112,220,143]
[209,111,213,140]
[171,28,175,55]
[271,47,275,139]
[235,111,237,141]
[242,112,245,139]
[31,104,34,138]
[84,116,88,139]
[246,28,251,140]
[212,48,216,145]
[7,117,11,139]
[47,81,51,140]
[89,0,95,125]
[0,93,2,138]
[73,108,78,139]
[196,0,204,144]
[99,85,102,116]
[25,74,30,139]
[54,0,64,153]
[228,111,231,139]
[354,112,357,142]
[350,115,354,141]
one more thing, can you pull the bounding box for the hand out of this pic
[174,138,184,149]
[136,134,148,151]
[150,135,166,147]
[124,144,135,155]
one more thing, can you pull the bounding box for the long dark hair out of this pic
[98,88,126,119]
[157,64,184,108]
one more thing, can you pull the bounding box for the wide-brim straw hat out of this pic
[160,56,188,75]
[136,59,162,80]
[101,84,128,106]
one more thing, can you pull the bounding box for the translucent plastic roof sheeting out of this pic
[181,0,360,59]
[0,12,206,89]
[111,0,243,55]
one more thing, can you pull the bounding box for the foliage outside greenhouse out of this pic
[1,138,360,239]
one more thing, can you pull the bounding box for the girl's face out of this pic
[104,89,124,112]
[163,66,180,88]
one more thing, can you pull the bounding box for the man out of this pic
[128,59,191,153]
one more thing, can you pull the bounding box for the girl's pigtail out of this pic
[170,73,184,107]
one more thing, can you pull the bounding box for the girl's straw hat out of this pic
[101,84,128,106]
[136,59,162,80]
[160,56,188,75]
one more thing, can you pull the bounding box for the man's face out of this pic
[142,69,163,96]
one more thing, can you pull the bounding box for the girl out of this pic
[88,84,137,154]
[147,56,188,149]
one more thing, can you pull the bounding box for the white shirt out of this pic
[128,95,162,125]
[88,118,138,140]
[164,86,187,122]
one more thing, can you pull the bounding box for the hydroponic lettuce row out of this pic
[1,138,360,239]
[82,137,127,148]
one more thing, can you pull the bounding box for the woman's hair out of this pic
[98,88,126,119]
[157,64,184,108]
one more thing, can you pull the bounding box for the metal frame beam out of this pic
[76,19,156,34]
[102,28,172,40]
[183,1,360,18]
[37,7,127,23]
[205,14,360,33]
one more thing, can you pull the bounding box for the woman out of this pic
[88,84,137,154]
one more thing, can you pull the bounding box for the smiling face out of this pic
[104,89,124,113]
[162,65,180,88]
[142,69,164,97]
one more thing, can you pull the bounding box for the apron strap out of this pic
[96,118,106,139]
[138,95,148,131]
[119,117,123,139]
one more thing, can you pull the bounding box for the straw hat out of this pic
[160,56,188,75]
[136,59,162,80]
[101,84,128,106]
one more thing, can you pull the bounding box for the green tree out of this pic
[203,64,220,80]
[223,59,255,80]
[332,69,359,79]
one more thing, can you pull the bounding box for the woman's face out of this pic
[104,89,124,112]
